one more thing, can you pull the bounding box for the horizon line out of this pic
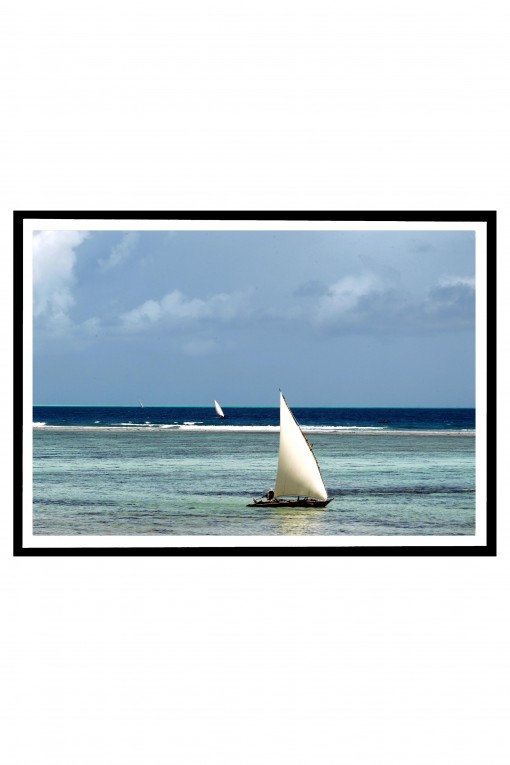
[33,403,476,409]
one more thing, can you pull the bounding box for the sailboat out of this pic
[214,400,225,418]
[247,391,332,508]
[139,400,144,408]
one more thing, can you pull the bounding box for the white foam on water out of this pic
[31,422,475,436]
[176,424,281,432]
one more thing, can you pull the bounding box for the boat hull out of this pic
[247,498,333,508]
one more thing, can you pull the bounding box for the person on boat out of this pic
[265,489,275,501]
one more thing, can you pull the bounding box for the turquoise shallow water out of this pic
[33,429,475,536]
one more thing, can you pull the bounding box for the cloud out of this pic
[309,271,475,335]
[33,230,89,331]
[409,238,434,253]
[314,272,386,326]
[79,317,101,336]
[293,280,327,298]
[437,275,475,289]
[424,275,475,327]
[119,289,248,332]
[98,232,139,271]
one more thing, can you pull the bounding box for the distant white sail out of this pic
[139,400,144,408]
[214,400,225,418]
[274,392,328,500]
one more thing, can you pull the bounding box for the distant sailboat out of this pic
[248,391,332,508]
[214,400,225,418]
[139,400,144,408]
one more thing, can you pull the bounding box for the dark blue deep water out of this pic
[33,406,474,432]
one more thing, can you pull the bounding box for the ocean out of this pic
[32,406,476,537]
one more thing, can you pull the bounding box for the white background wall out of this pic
[1,2,507,764]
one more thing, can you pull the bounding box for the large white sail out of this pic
[214,400,225,418]
[274,392,328,500]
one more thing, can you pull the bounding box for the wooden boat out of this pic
[247,391,333,508]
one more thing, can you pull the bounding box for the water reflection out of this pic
[262,505,330,535]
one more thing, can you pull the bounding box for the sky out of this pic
[32,228,476,407]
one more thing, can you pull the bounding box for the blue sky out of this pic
[32,229,476,406]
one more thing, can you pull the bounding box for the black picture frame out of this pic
[15,211,496,556]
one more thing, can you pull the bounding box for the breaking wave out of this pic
[32,422,473,436]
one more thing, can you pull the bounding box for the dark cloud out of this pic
[424,278,475,328]
[409,238,434,253]
[293,280,328,297]
[311,273,475,335]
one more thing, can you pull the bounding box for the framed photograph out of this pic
[15,211,495,555]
